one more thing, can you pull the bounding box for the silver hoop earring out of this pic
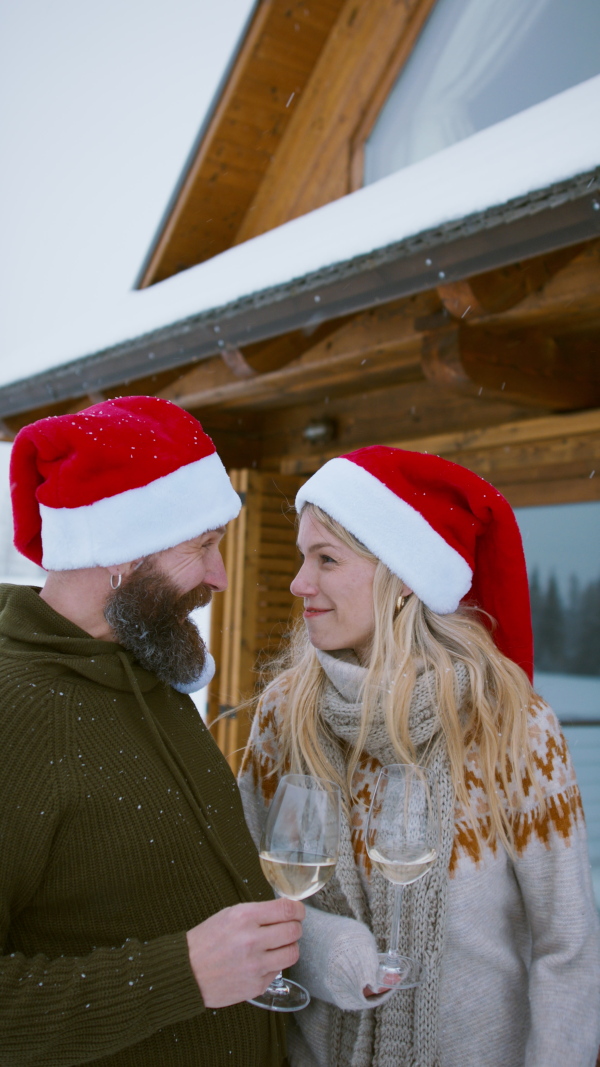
[110,573,122,590]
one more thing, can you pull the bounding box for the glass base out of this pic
[249,977,310,1012]
[376,952,422,990]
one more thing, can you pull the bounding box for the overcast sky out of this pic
[0,0,255,360]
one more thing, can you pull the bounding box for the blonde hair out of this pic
[265,503,543,856]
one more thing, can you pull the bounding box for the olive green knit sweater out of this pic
[0,584,285,1067]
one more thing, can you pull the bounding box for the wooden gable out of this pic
[138,0,438,285]
[138,0,347,286]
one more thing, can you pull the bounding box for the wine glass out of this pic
[249,773,341,1012]
[366,763,440,989]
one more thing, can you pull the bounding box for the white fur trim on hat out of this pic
[295,457,472,614]
[171,652,216,694]
[40,451,241,570]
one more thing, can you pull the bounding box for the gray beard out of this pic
[104,560,211,688]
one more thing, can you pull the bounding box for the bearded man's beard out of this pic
[104,559,212,689]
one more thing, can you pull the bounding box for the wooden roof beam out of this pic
[158,294,436,412]
[160,273,600,415]
[471,238,600,332]
[1,181,598,423]
[436,245,584,319]
[421,321,600,410]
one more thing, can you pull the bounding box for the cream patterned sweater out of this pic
[239,653,600,1067]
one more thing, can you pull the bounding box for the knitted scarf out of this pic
[311,649,466,1067]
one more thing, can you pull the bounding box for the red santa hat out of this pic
[295,445,533,679]
[10,395,241,570]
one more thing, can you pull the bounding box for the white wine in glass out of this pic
[258,851,337,900]
[367,844,437,885]
[366,763,440,989]
[250,773,341,1012]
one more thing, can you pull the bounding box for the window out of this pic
[364,0,600,184]
[515,501,600,907]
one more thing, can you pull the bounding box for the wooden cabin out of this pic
[0,0,599,773]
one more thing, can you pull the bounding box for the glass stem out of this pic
[265,971,287,993]
[389,885,403,958]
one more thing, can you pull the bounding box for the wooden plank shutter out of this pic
[207,470,304,772]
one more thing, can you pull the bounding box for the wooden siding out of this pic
[207,470,303,771]
[281,409,600,507]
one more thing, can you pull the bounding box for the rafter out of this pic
[159,294,436,411]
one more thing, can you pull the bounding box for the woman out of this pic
[239,446,600,1067]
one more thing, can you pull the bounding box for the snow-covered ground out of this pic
[536,671,600,907]
[562,725,600,907]
[2,73,599,388]
[535,671,600,721]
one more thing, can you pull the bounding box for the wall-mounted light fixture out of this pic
[301,417,337,446]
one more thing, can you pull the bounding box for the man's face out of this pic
[103,529,227,687]
[151,528,228,596]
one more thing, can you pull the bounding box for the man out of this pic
[0,396,303,1066]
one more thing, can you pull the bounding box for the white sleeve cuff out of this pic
[290,905,395,1011]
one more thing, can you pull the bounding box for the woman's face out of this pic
[291,512,378,662]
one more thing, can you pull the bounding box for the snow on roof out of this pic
[2,74,600,390]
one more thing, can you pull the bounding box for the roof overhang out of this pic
[1,172,598,420]
[1,75,599,419]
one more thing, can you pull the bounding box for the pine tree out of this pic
[565,575,581,673]
[535,572,566,672]
[571,578,600,676]
[530,568,542,619]
[530,568,544,671]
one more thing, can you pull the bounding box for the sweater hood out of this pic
[0,584,160,693]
